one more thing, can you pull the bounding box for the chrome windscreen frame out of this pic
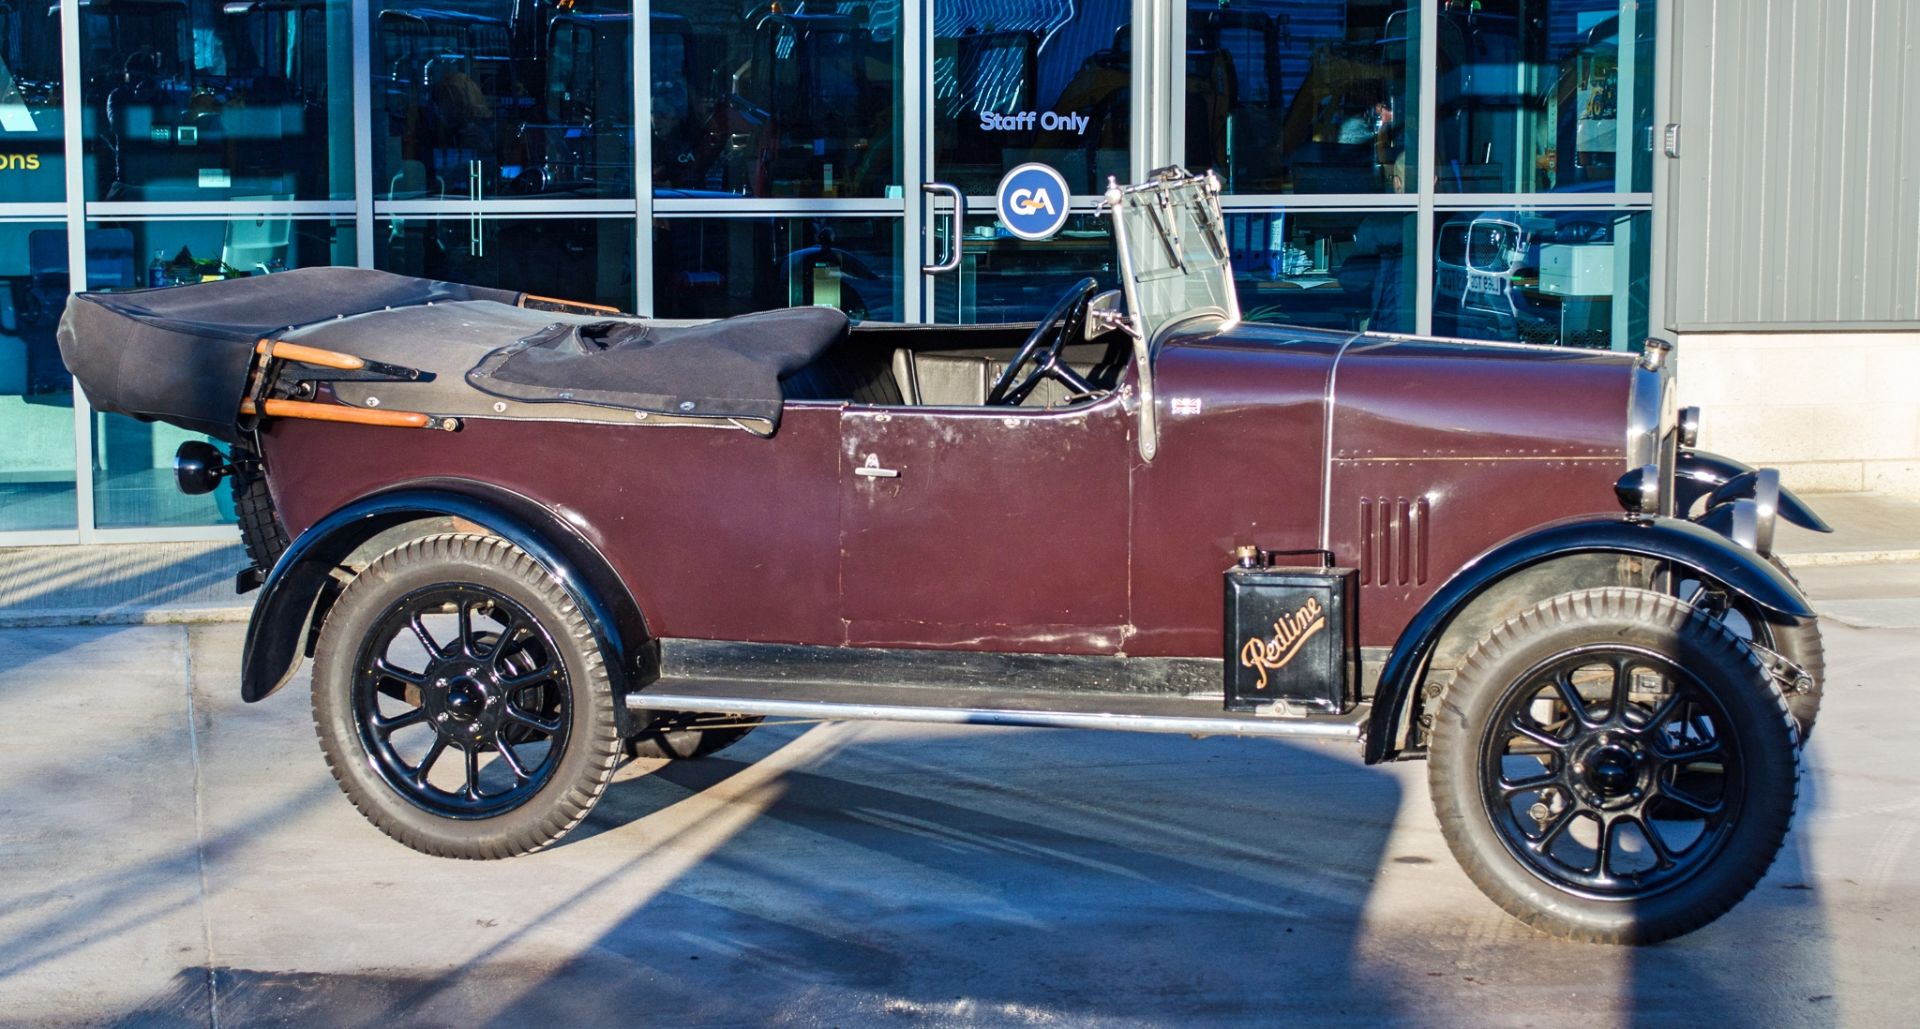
[1102,168,1241,461]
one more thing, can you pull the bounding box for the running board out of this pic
[627,678,1367,741]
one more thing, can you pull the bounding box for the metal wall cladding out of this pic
[1670,0,1920,328]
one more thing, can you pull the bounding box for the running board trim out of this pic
[628,692,1366,741]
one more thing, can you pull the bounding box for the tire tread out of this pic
[311,533,623,859]
[1428,587,1800,944]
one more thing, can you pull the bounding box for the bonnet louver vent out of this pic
[1359,496,1430,587]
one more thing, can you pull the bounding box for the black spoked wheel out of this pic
[352,584,572,819]
[1479,647,1742,898]
[313,533,622,858]
[1430,588,1799,944]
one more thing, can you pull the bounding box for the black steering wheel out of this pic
[986,277,1102,406]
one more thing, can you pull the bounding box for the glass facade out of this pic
[1229,210,1416,333]
[1431,207,1647,349]
[1433,0,1655,195]
[653,217,902,322]
[934,213,1116,324]
[0,222,75,532]
[81,0,355,202]
[0,0,1658,541]
[1187,0,1418,196]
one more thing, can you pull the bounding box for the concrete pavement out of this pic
[1,566,1916,1025]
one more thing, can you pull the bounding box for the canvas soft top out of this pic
[58,268,520,442]
[57,267,849,441]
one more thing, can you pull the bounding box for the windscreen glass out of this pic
[1110,176,1239,340]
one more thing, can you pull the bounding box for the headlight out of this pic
[1695,468,1781,556]
[1614,464,1660,518]
[1678,405,1701,448]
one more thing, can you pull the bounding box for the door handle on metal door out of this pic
[855,453,900,478]
[921,182,966,273]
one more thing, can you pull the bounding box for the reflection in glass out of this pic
[79,0,353,201]
[88,216,353,287]
[1434,0,1655,194]
[1186,1,1416,195]
[1230,211,1413,332]
[934,214,1114,324]
[378,216,633,311]
[83,218,354,528]
[0,223,75,531]
[375,0,633,200]
[653,2,899,198]
[1431,208,1648,350]
[935,0,1131,195]
[653,218,901,322]
[0,6,65,203]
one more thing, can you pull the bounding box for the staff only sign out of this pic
[995,163,1071,242]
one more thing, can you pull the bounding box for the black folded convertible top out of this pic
[57,267,850,441]
[59,268,520,442]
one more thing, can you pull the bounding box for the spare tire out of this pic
[231,448,289,573]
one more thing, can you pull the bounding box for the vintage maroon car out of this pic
[60,171,1830,944]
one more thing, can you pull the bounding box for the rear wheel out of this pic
[311,533,622,858]
[1429,588,1800,944]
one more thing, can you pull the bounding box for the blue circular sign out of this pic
[995,163,1071,241]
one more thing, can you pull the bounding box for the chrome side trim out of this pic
[1319,331,1367,553]
[627,693,1366,741]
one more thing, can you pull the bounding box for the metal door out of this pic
[837,395,1133,653]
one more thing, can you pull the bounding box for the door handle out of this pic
[854,453,900,478]
[469,159,484,258]
[921,182,966,274]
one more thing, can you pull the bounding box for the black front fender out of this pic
[240,481,652,726]
[1676,449,1832,532]
[1362,514,1815,764]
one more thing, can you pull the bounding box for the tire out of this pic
[626,716,761,761]
[1762,556,1825,740]
[1680,557,1825,740]
[231,452,289,573]
[311,533,623,859]
[1428,588,1800,944]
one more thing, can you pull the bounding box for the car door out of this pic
[838,392,1133,653]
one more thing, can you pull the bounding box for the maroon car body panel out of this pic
[1324,336,1633,644]
[838,395,1133,653]
[1126,324,1345,656]
[259,327,1634,661]
[266,404,850,645]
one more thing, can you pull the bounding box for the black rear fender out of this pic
[1363,515,1815,764]
[240,480,654,734]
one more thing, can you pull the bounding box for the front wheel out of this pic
[311,533,624,859]
[1428,588,1800,944]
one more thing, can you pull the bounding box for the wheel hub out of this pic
[1586,746,1638,793]
[444,676,486,720]
[427,662,504,739]
[1571,732,1650,807]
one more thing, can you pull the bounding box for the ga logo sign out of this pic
[994,163,1071,241]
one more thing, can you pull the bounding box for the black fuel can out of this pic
[1222,563,1357,713]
